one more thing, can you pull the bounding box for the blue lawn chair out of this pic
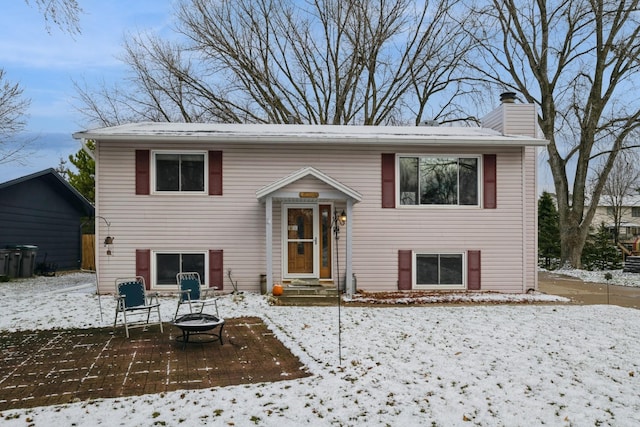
[174,272,220,320]
[114,276,163,338]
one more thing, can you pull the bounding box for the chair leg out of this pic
[156,306,164,333]
[174,302,181,321]
[122,310,130,338]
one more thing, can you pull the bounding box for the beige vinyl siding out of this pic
[95,140,537,294]
[482,104,538,138]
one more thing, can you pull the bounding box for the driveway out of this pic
[538,271,640,309]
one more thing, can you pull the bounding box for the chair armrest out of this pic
[146,293,161,305]
[200,288,220,298]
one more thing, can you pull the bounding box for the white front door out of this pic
[284,204,318,278]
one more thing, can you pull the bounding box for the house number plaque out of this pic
[299,192,319,198]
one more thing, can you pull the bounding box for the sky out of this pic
[1,270,640,425]
[0,0,558,192]
[0,0,176,183]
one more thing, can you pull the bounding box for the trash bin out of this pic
[18,245,38,277]
[5,245,38,278]
[6,248,21,278]
[0,249,10,276]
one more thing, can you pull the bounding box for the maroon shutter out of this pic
[209,249,223,290]
[381,153,395,208]
[398,250,412,290]
[209,151,223,196]
[467,250,481,290]
[483,154,497,209]
[136,249,151,290]
[135,150,150,195]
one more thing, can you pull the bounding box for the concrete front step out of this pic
[274,285,340,306]
[274,294,341,306]
[281,287,338,296]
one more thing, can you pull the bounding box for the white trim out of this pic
[282,203,319,279]
[151,150,208,195]
[257,166,362,203]
[412,251,466,290]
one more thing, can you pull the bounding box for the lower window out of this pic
[154,252,206,286]
[414,252,464,289]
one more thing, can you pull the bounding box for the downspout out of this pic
[80,138,95,160]
[522,147,527,292]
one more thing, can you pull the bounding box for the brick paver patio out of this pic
[0,317,310,411]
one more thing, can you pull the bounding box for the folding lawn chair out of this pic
[174,272,220,320]
[114,276,163,338]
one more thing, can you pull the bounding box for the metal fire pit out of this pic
[171,313,225,349]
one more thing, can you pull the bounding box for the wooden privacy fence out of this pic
[82,234,95,271]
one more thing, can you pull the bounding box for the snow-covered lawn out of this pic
[1,272,639,426]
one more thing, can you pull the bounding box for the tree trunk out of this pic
[559,217,588,269]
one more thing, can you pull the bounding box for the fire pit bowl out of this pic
[171,313,225,348]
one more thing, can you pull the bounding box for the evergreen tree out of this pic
[581,223,622,271]
[55,157,70,180]
[538,191,560,269]
[67,140,95,203]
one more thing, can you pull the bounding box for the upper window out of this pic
[632,207,640,218]
[154,251,206,286]
[414,252,465,289]
[154,152,206,192]
[399,156,479,206]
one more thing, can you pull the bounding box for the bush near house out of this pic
[581,223,622,271]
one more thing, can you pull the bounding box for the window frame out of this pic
[412,251,466,290]
[151,250,208,288]
[151,150,208,194]
[397,154,482,208]
[632,207,640,218]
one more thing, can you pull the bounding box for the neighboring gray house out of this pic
[74,96,546,296]
[0,169,94,273]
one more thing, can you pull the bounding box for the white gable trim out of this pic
[256,166,362,203]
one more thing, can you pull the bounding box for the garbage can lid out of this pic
[6,245,38,250]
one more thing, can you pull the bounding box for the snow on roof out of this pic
[72,122,548,146]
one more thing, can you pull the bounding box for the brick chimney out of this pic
[482,92,538,137]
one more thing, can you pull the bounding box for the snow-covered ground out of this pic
[552,266,640,288]
[1,271,640,426]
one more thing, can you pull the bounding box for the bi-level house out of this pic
[73,94,546,296]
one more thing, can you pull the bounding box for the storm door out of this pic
[284,205,318,278]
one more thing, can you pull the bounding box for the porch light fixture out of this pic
[338,210,346,226]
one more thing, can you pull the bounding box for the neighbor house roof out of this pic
[597,195,640,207]
[73,122,548,147]
[0,168,94,216]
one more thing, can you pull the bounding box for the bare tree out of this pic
[0,0,83,165]
[599,150,640,244]
[0,70,31,164]
[26,0,82,35]
[75,0,477,127]
[468,0,640,267]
